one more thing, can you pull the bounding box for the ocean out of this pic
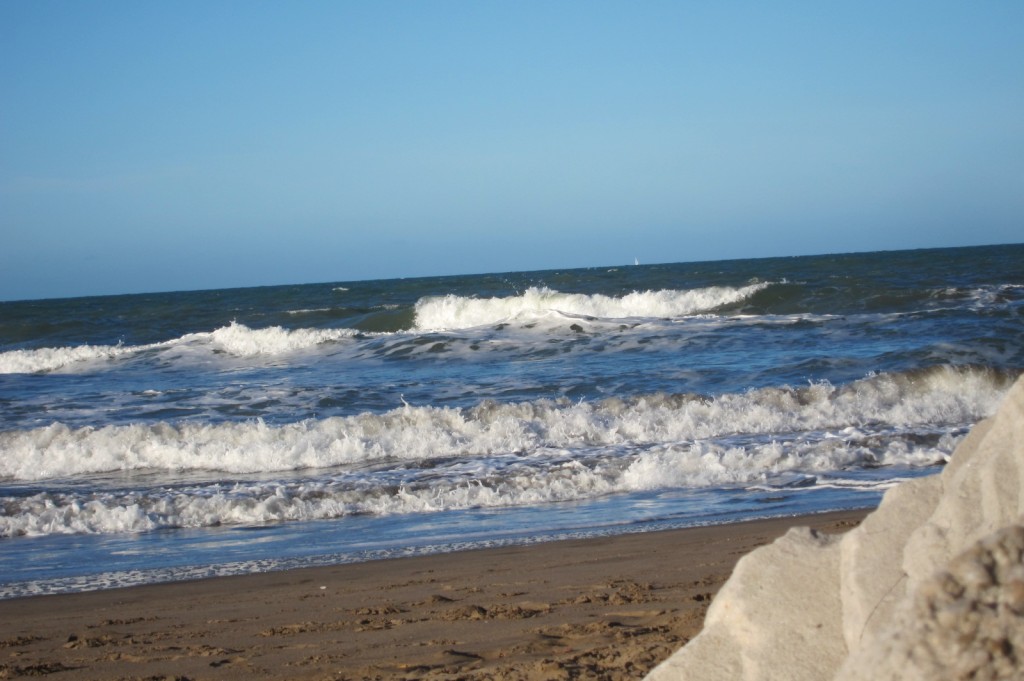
[1,244,1022,598]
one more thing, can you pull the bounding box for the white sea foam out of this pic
[0,343,139,374]
[927,283,1024,312]
[0,436,957,538]
[286,307,333,315]
[0,366,1009,537]
[412,284,771,331]
[0,322,360,374]
[205,322,356,356]
[0,366,1005,483]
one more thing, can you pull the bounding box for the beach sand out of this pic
[0,510,866,680]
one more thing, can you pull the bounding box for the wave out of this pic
[930,283,1024,310]
[0,322,360,374]
[1,364,1011,482]
[0,435,935,538]
[0,285,771,374]
[0,365,1013,537]
[202,322,356,356]
[0,280,1014,379]
[0,343,139,374]
[412,284,772,331]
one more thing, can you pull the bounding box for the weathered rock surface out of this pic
[837,524,1024,681]
[838,474,941,649]
[650,527,845,681]
[645,374,1024,681]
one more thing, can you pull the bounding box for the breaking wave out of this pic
[0,365,1013,537]
[0,322,360,374]
[412,284,772,331]
[0,285,771,374]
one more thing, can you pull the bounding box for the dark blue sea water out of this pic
[1,244,1022,596]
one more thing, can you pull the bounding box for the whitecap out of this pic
[412,284,772,331]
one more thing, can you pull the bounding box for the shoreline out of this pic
[0,509,867,680]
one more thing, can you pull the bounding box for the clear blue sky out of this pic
[2,1,1022,300]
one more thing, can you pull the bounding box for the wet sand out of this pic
[0,510,866,680]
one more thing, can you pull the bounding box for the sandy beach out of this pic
[0,510,865,680]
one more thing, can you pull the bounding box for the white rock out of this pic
[902,388,1024,592]
[646,527,845,681]
[645,374,1024,681]
[835,525,1024,681]
[839,475,941,649]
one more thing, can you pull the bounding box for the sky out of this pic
[1,1,1022,301]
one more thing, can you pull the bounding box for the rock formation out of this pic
[645,374,1024,681]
